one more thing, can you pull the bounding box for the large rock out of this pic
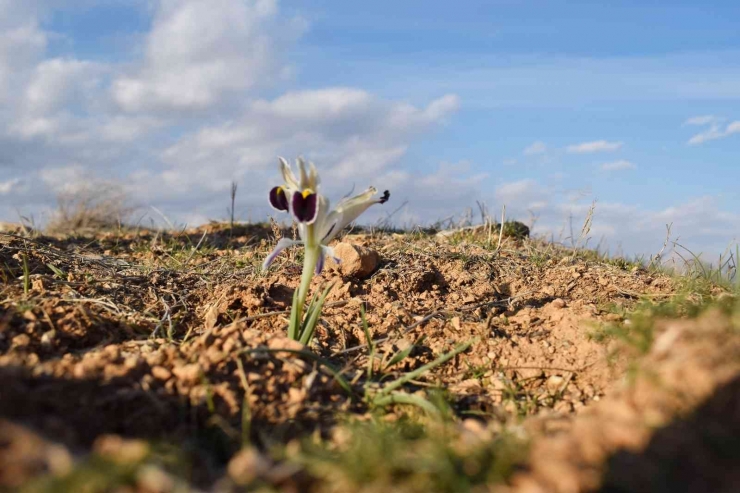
[330,242,380,279]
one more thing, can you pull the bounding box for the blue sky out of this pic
[1,0,739,260]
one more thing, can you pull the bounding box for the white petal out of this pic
[315,249,326,274]
[261,238,300,271]
[278,157,299,191]
[322,245,340,264]
[297,222,308,242]
[328,187,385,238]
[320,209,344,244]
[297,157,310,190]
[308,160,320,189]
[306,194,331,241]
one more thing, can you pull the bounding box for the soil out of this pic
[0,223,737,492]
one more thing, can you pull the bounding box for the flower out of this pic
[263,157,390,273]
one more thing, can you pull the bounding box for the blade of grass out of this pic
[22,253,30,296]
[361,304,375,379]
[361,304,374,353]
[374,340,474,398]
[235,357,252,448]
[384,335,427,370]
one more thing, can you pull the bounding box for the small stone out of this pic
[267,337,305,353]
[553,400,573,413]
[205,346,226,364]
[103,345,121,361]
[31,278,45,292]
[204,303,220,330]
[172,363,201,385]
[228,448,271,486]
[11,334,31,348]
[330,242,380,279]
[94,435,150,464]
[393,338,413,353]
[461,418,486,434]
[517,368,544,380]
[40,330,56,347]
[550,298,566,309]
[136,465,174,493]
[124,355,141,369]
[491,377,508,391]
[151,366,172,381]
[546,375,565,393]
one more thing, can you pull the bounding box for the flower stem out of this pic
[292,224,319,339]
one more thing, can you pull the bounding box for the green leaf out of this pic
[298,283,334,345]
[288,287,301,340]
[46,263,65,279]
[371,391,441,416]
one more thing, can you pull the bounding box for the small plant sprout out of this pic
[262,157,390,342]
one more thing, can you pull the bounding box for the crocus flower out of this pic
[263,157,390,275]
[262,156,389,342]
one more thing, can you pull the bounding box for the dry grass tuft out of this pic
[46,181,135,234]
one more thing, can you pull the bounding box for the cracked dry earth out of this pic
[0,223,738,492]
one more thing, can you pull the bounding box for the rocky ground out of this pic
[0,222,737,492]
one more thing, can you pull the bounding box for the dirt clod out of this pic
[330,241,380,278]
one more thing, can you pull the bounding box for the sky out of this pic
[1,0,739,261]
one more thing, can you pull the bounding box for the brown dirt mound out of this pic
[2,226,737,491]
[508,308,740,493]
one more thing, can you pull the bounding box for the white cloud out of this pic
[523,141,547,155]
[566,140,623,153]
[727,121,740,136]
[0,178,20,194]
[422,94,460,120]
[601,160,636,171]
[39,164,89,194]
[98,116,166,143]
[112,0,303,113]
[684,115,721,126]
[23,58,101,115]
[370,161,488,226]
[253,88,373,121]
[1,1,735,262]
[0,18,47,103]
[687,119,740,145]
[494,179,549,210]
[491,177,738,258]
[151,90,460,198]
[0,1,459,223]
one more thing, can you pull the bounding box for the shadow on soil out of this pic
[599,374,740,493]
[0,365,196,448]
